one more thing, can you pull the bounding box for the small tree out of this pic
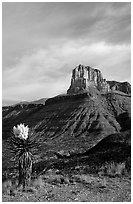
[8,123,38,190]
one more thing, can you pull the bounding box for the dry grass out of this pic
[2,172,131,202]
[32,176,44,188]
[99,162,128,177]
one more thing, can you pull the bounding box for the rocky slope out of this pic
[2,65,131,176]
[3,89,130,162]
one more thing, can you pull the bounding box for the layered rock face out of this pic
[107,81,131,95]
[67,64,110,94]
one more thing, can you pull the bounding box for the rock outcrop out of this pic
[107,81,131,95]
[67,64,110,94]
[67,64,131,95]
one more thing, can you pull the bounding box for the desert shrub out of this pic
[2,179,12,193]
[73,174,91,184]
[99,161,127,177]
[32,176,44,188]
[46,174,64,184]
[125,157,131,173]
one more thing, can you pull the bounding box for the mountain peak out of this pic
[67,64,110,94]
[67,64,131,95]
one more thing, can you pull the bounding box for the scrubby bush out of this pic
[99,162,127,177]
[32,176,44,188]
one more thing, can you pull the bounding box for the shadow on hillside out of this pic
[2,130,131,182]
[116,112,131,131]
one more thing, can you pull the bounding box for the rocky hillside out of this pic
[2,65,131,176]
[2,98,48,107]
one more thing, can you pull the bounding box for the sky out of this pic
[2,2,131,103]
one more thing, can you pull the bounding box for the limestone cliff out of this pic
[67,64,110,94]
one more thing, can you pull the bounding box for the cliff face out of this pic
[107,81,131,95]
[67,64,110,94]
[67,64,131,95]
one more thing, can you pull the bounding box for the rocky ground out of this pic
[2,169,131,202]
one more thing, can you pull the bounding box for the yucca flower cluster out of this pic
[13,123,29,140]
[9,123,39,159]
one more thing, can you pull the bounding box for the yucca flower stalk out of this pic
[8,123,39,190]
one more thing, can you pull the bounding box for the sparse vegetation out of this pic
[99,162,128,177]
[2,166,131,202]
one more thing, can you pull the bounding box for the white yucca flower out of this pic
[13,123,29,140]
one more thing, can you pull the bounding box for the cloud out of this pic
[2,2,131,101]
[3,2,130,68]
[2,40,130,101]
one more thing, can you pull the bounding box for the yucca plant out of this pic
[7,123,39,190]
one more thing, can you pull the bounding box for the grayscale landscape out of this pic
[2,2,131,202]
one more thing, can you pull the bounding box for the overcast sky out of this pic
[2,2,131,102]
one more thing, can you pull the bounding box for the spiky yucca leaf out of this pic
[7,129,41,161]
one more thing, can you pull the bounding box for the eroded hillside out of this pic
[3,89,131,165]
